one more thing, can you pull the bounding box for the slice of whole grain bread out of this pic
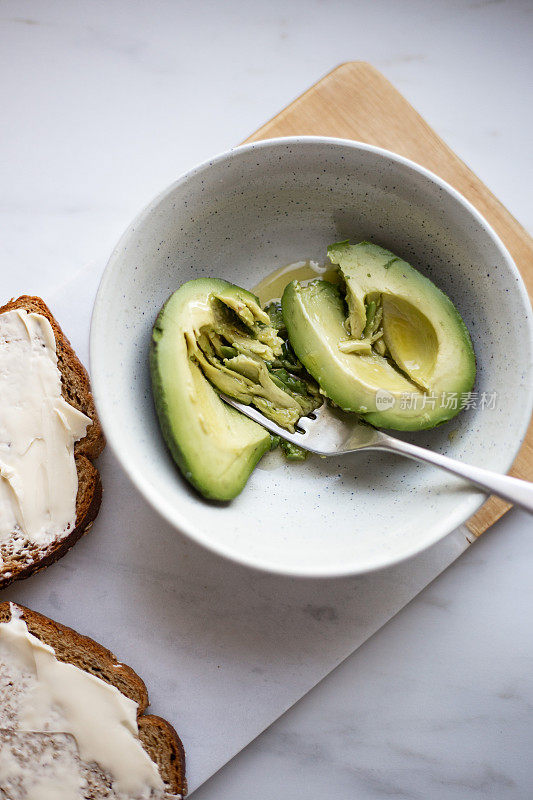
[0,602,187,797]
[0,296,105,589]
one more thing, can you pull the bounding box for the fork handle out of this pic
[375,436,533,514]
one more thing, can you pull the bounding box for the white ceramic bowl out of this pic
[91,137,533,577]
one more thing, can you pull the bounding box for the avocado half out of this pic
[150,278,320,500]
[281,242,476,430]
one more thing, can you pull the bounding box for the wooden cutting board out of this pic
[244,62,533,537]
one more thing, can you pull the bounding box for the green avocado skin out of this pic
[150,278,271,501]
[282,243,476,431]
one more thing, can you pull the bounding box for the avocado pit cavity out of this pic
[339,290,438,392]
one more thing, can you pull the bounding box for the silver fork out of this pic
[220,395,533,514]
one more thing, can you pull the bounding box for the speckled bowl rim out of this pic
[91,135,533,578]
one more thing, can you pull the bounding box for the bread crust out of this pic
[0,296,105,589]
[0,602,187,796]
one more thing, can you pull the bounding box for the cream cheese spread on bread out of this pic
[0,605,166,798]
[0,310,91,550]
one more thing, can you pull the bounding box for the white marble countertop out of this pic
[1,1,532,798]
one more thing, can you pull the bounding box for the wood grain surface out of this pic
[244,62,533,537]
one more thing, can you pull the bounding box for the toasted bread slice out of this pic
[0,296,105,589]
[0,602,186,797]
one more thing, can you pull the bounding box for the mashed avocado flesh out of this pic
[150,278,320,500]
[186,290,321,433]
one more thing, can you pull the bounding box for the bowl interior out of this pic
[91,138,533,576]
